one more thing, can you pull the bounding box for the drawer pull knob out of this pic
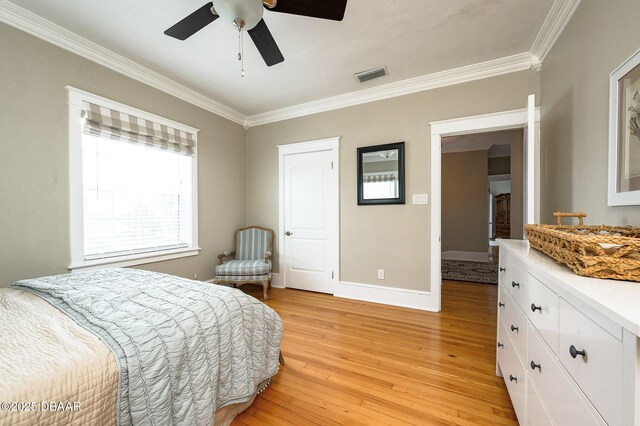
[531,303,542,312]
[509,375,518,383]
[512,281,520,288]
[569,345,587,359]
[500,267,506,272]
[498,302,505,308]
[530,360,541,371]
[497,342,504,348]
[510,325,519,332]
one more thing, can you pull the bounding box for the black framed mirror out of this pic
[357,142,405,205]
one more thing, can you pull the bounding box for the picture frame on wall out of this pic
[357,142,405,205]
[609,48,640,206]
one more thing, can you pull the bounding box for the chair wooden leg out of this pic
[278,351,285,366]
[262,281,269,300]
[268,279,272,289]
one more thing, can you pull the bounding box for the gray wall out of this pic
[489,157,511,175]
[540,0,640,226]
[0,23,247,286]
[363,160,399,173]
[442,150,488,253]
[246,70,539,291]
[0,18,547,293]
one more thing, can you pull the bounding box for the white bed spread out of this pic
[0,288,118,426]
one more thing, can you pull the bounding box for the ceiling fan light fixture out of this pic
[164,0,348,68]
[379,150,396,159]
[213,0,264,30]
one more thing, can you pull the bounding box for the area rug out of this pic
[442,259,498,285]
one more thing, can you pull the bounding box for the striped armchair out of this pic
[214,226,274,300]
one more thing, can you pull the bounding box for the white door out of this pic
[280,141,338,294]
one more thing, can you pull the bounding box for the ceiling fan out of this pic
[164,0,348,68]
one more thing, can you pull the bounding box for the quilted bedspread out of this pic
[11,268,283,426]
[0,287,119,426]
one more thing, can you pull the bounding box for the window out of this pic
[68,87,199,270]
[362,174,399,199]
[82,135,193,259]
[362,172,399,199]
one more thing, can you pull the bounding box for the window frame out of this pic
[67,86,200,271]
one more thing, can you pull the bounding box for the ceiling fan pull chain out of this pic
[241,28,245,77]
[237,26,245,77]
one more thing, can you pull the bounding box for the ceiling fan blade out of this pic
[248,19,284,67]
[266,0,347,21]
[164,2,218,40]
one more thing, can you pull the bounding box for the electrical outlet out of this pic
[377,269,385,280]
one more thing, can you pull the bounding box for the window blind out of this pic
[363,173,397,183]
[82,134,193,260]
[81,101,196,156]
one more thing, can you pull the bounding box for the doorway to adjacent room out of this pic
[440,129,524,285]
[428,95,540,312]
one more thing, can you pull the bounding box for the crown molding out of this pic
[0,0,247,126]
[245,52,537,127]
[530,0,582,64]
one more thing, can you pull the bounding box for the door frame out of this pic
[278,137,341,290]
[429,100,540,312]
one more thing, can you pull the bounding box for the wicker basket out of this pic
[524,212,640,282]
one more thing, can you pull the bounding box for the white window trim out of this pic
[66,86,200,271]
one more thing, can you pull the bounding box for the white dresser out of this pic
[497,240,640,425]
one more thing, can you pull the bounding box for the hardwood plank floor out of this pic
[233,281,516,425]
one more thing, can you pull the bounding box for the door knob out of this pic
[284,231,293,236]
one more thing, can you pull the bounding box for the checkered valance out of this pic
[81,101,196,156]
[364,173,397,183]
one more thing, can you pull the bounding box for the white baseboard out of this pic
[210,273,437,312]
[441,250,489,262]
[334,281,437,312]
[270,273,284,288]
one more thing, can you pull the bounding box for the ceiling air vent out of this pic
[354,66,388,83]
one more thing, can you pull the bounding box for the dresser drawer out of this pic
[506,255,528,314]
[559,298,623,425]
[526,379,552,426]
[498,250,510,288]
[499,286,527,361]
[527,274,559,354]
[498,320,525,424]
[528,325,604,426]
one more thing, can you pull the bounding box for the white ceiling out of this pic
[8,0,553,116]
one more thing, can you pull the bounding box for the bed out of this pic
[0,268,283,426]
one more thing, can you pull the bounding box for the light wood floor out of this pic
[232,281,516,425]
